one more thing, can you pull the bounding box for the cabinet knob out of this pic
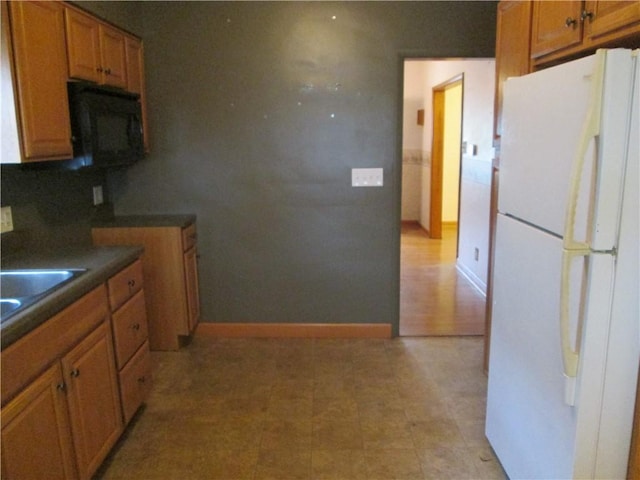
[97,66,104,73]
[565,17,577,27]
[70,368,80,378]
[580,10,593,22]
[128,279,136,289]
[56,382,66,392]
[132,323,141,331]
[105,68,112,75]
[137,376,146,384]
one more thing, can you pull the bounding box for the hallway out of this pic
[400,223,486,337]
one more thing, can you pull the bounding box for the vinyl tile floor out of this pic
[97,336,506,479]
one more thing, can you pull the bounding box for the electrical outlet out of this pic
[93,185,104,205]
[352,168,383,187]
[1,206,14,233]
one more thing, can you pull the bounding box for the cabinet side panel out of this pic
[93,227,186,350]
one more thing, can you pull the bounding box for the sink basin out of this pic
[1,298,22,317]
[0,269,87,323]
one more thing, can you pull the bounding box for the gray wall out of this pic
[7,2,496,335]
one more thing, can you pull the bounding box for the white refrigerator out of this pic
[486,48,639,479]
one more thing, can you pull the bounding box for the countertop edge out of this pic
[1,245,144,349]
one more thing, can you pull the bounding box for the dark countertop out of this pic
[92,214,196,229]
[1,245,143,349]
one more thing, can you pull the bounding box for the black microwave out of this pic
[67,82,144,169]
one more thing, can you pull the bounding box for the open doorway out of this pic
[399,58,494,337]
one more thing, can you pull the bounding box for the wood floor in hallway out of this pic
[400,222,486,337]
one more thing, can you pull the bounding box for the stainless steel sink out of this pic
[0,269,87,323]
[1,298,22,317]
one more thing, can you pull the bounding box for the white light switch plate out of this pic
[93,185,104,205]
[352,168,383,187]
[1,206,14,233]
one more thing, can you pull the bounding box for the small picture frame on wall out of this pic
[417,109,424,126]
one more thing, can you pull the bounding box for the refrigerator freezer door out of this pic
[499,54,596,238]
[499,49,634,250]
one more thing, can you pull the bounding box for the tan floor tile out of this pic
[313,395,359,422]
[409,418,467,450]
[361,417,415,450]
[311,449,368,480]
[312,419,363,449]
[254,449,312,480]
[364,449,424,480]
[261,418,313,450]
[416,446,480,479]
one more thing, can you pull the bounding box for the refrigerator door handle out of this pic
[563,50,605,251]
[559,51,605,407]
[560,247,590,406]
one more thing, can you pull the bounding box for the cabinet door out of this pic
[65,7,101,83]
[583,0,640,40]
[125,36,150,152]
[99,24,126,89]
[1,364,77,480]
[63,322,122,480]
[494,0,532,140]
[8,1,72,161]
[184,246,201,333]
[531,1,583,58]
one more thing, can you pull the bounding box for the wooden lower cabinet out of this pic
[93,218,201,351]
[62,321,122,480]
[1,364,77,480]
[106,259,152,424]
[1,320,122,480]
[1,258,152,479]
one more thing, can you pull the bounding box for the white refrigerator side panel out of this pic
[486,214,577,479]
[594,54,640,478]
[591,49,635,251]
[498,54,595,237]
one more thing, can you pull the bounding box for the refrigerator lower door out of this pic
[486,214,574,479]
[486,214,617,479]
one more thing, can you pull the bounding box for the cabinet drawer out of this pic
[111,290,148,369]
[181,223,197,251]
[107,259,143,311]
[119,341,152,424]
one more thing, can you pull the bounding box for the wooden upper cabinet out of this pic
[125,36,144,94]
[531,1,583,58]
[583,0,640,41]
[531,0,640,65]
[65,7,101,83]
[125,35,150,151]
[494,1,533,141]
[65,6,127,89]
[99,23,127,89]
[7,1,72,161]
